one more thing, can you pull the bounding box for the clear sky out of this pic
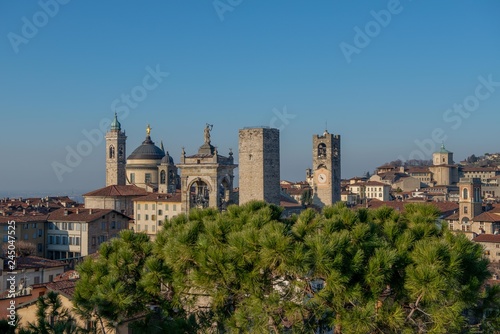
[1,0,499,197]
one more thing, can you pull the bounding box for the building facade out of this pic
[133,192,182,240]
[177,124,237,213]
[46,208,130,260]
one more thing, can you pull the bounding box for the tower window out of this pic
[109,145,115,159]
[317,143,327,158]
[118,145,124,158]
[145,173,152,184]
[463,188,468,200]
[160,170,166,184]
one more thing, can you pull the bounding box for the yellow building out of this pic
[133,192,182,240]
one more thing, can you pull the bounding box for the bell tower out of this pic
[458,177,482,225]
[311,130,341,207]
[105,113,127,186]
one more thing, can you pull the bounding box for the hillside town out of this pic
[2,115,500,332]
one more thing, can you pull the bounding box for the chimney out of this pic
[89,208,93,214]
[64,209,68,216]
[76,208,79,214]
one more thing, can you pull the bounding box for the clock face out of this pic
[318,173,327,184]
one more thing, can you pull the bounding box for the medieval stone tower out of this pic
[458,177,482,224]
[238,127,280,205]
[177,124,237,213]
[311,130,341,207]
[105,113,127,186]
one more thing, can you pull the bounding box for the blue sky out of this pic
[1,0,499,196]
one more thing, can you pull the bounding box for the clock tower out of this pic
[311,129,341,208]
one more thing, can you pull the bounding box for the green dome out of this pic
[437,143,451,154]
[110,112,121,131]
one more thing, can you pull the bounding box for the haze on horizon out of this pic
[1,0,499,196]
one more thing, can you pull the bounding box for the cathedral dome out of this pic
[127,136,165,160]
[161,152,174,164]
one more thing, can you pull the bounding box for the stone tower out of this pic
[238,127,280,205]
[429,144,459,186]
[311,130,341,207]
[105,113,127,186]
[458,177,482,225]
[177,124,237,213]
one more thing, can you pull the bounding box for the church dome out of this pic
[161,152,174,164]
[127,136,165,160]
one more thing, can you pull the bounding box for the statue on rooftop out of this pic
[204,123,213,144]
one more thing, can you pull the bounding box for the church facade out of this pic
[105,114,180,193]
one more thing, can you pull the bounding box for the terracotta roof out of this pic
[364,181,390,186]
[54,270,80,281]
[0,214,48,224]
[48,208,130,222]
[31,279,78,299]
[132,192,182,203]
[5,256,66,270]
[473,234,500,243]
[462,167,498,173]
[473,211,500,223]
[355,200,458,218]
[406,167,431,173]
[280,195,302,208]
[83,185,150,197]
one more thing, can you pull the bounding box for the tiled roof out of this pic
[462,167,498,173]
[6,256,66,270]
[406,167,431,173]
[473,234,500,243]
[473,211,500,223]
[364,181,390,186]
[83,185,150,197]
[133,192,182,203]
[355,200,458,218]
[280,195,302,208]
[0,214,48,224]
[48,208,130,222]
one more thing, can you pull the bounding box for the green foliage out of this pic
[19,291,78,334]
[75,201,500,333]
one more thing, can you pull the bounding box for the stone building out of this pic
[177,124,237,213]
[238,127,280,206]
[309,129,341,207]
[83,184,149,217]
[105,113,127,186]
[46,208,130,260]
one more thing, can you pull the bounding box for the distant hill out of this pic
[461,153,500,167]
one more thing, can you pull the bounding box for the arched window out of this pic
[317,143,327,158]
[463,188,468,200]
[109,145,115,159]
[160,170,166,184]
